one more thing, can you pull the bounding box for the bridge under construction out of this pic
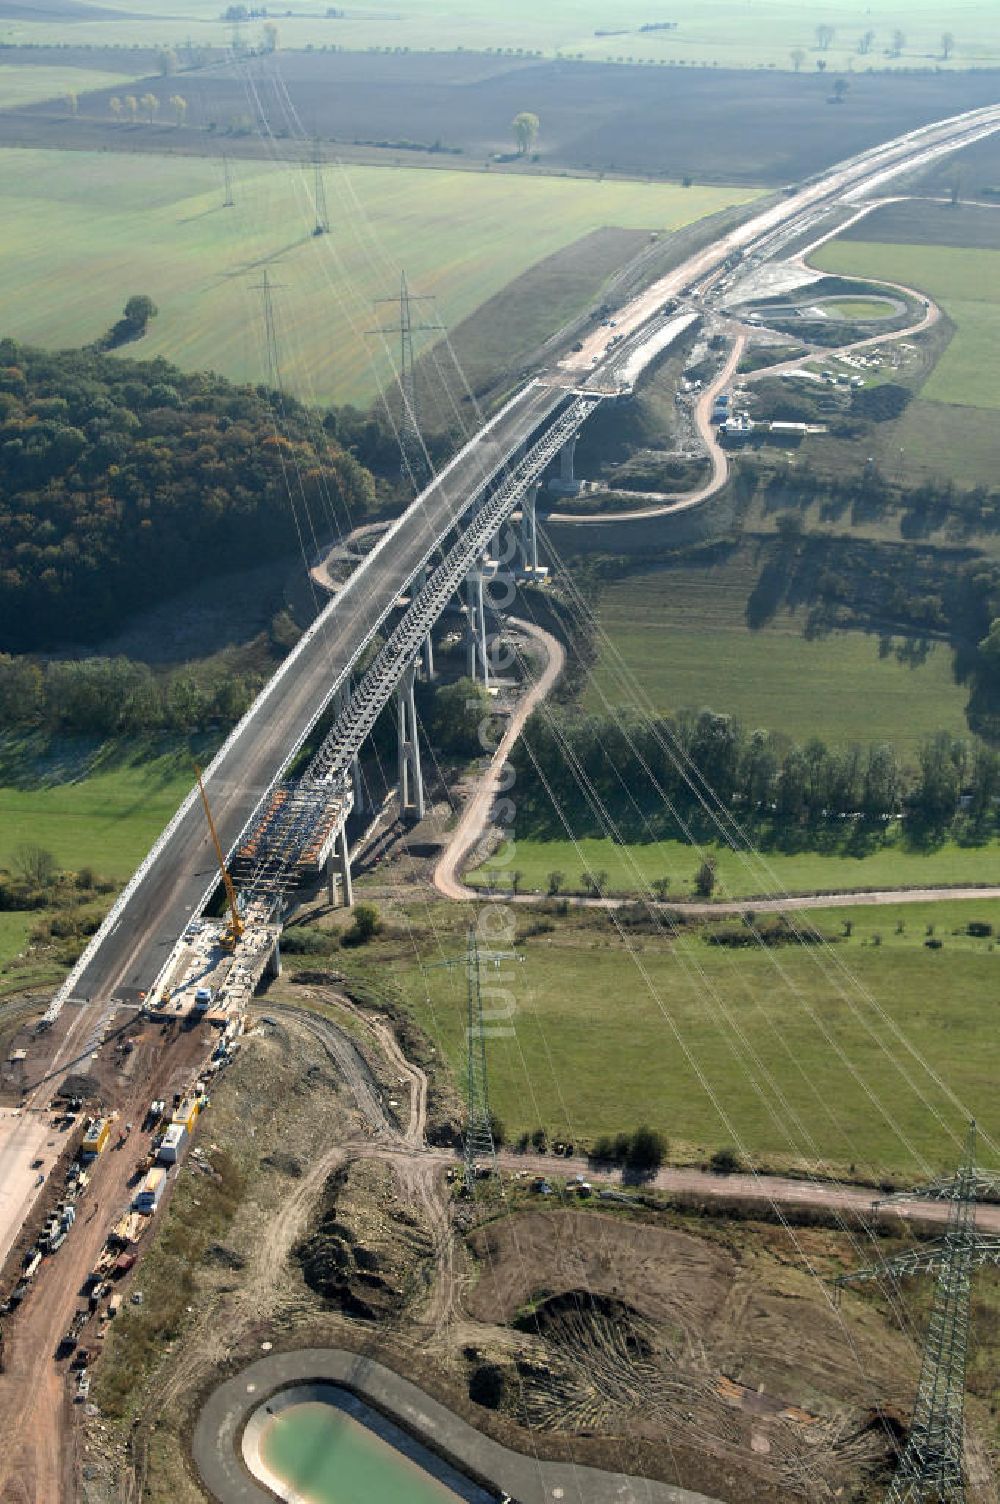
[47,102,1000,1034]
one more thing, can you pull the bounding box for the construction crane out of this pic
[194,765,244,951]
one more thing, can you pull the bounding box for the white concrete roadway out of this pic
[0,1109,59,1273]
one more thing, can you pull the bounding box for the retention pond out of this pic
[244,1383,493,1504]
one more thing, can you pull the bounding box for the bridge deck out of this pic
[72,380,566,1004]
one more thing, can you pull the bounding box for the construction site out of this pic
[1,602,999,1504]
[16,938,989,1504]
[0,70,998,1504]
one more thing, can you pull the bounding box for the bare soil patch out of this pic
[465,1208,924,1502]
[295,1158,435,1321]
[842,197,1000,251]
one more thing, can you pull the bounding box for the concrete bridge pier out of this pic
[464,567,489,685]
[416,566,436,682]
[397,660,425,821]
[335,679,365,815]
[518,484,540,575]
[326,822,353,908]
[560,434,579,485]
[267,935,282,979]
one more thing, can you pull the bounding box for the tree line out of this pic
[512,706,1000,840]
[0,341,375,652]
[0,652,262,736]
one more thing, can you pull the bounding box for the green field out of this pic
[880,397,1000,491]
[470,831,1000,900]
[0,148,755,408]
[4,0,999,69]
[385,897,1000,1176]
[0,911,32,972]
[813,240,1000,411]
[581,551,969,750]
[469,830,998,896]
[0,65,145,109]
[821,296,897,319]
[0,741,193,881]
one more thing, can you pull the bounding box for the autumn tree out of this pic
[156,47,177,74]
[13,844,56,886]
[140,92,159,124]
[169,94,187,126]
[512,110,540,155]
[124,94,138,122]
[0,341,375,652]
[109,95,123,122]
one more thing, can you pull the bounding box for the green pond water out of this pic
[260,1395,484,1504]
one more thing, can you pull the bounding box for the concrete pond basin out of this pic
[195,1348,722,1504]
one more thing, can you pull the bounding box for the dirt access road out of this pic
[356,1138,1000,1238]
[430,611,1000,917]
[0,1018,212,1504]
[435,618,566,902]
[548,333,747,526]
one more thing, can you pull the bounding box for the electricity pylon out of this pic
[392,932,516,1193]
[311,150,329,236]
[371,272,441,492]
[255,269,282,392]
[836,1123,1000,1502]
[463,926,499,1193]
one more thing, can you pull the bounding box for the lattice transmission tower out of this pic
[255,268,282,393]
[372,272,441,492]
[837,1122,1000,1503]
[311,149,330,235]
[463,926,497,1193]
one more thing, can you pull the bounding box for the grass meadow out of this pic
[0,65,145,109]
[580,551,969,750]
[468,832,1000,900]
[381,897,1000,1176]
[7,0,1000,70]
[0,911,33,972]
[0,148,755,408]
[0,739,194,881]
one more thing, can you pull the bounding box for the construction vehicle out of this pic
[194,765,244,951]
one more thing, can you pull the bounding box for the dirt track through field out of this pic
[435,618,566,902]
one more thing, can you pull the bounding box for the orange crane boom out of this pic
[194,765,244,948]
